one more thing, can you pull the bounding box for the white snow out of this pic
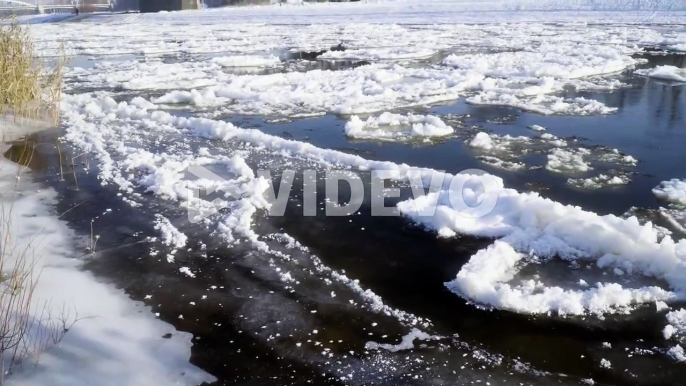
[344,112,453,141]
[653,179,686,205]
[636,66,686,83]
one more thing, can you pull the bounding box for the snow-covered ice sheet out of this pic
[212,55,281,68]
[568,173,631,189]
[637,66,686,82]
[654,179,686,205]
[42,18,686,118]
[547,148,593,173]
[345,112,453,141]
[319,47,436,61]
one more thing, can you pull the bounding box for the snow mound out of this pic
[345,112,453,141]
[654,179,686,205]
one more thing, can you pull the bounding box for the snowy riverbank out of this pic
[0,121,214,386]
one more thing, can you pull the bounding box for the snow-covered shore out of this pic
[0,121,214,386]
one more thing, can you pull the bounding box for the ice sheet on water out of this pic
[636,66,686,82]
[212,55,281,68]
[568,173,631,189]
[653,179,686,205]
[319,47,436,61]
[345,112,453,141]
[547,148,593,173]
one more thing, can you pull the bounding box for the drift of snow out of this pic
[345,112,453,141]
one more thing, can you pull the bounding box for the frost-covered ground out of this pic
[8,1,686,385]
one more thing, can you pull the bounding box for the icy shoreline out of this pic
[0,123,214,385]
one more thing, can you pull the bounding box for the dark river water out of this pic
[4,51,686,386]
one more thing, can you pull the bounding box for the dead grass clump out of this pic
[0,17,62,123]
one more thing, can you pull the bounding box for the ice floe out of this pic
[568,174,631,189]
[653,179,686,205]
[319,47,436,61]
[212,55,281,67]
[345,112,453,141]
[636,66,686,82]
[546,148,593,173]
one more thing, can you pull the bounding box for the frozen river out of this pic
[7,2,686,385]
